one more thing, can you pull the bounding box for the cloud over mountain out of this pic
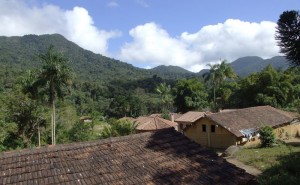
[120,20,280,72]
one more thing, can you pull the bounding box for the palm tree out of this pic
[204,60,236,110]
[156,83,173,112]
[19,70,46,147]
[35,46,72,145]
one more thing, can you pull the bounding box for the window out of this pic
[202,124,206,132]
[211,125,216,133]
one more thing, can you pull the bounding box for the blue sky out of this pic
[0,0,299,72]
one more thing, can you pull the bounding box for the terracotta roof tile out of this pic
[175,111,208,123]
[0,129,255,184]
[135,116,177,131]
[207,106,297,137]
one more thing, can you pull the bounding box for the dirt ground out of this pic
[224,156,262,176]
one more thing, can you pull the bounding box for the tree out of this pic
[68,121,94,142]
[100,120,137,139]
[0,120,17,151]
[156,83,173,112]
[204,60,236,110]
[173,78,208,112]
[4,90,46,148]
[275,10,300,66]
[35,46,73,145]
[259,125,275,147]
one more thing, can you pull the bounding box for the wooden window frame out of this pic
[202,124,206,132]
[211,125,216,133]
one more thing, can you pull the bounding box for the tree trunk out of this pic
[52,99,56,145]
[38,124,41,147]
[213,86,216,111]
[51,108,54,145]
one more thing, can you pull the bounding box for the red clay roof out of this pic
[135,116,176,131]
[0,129,254,184]
[207,106,298,137]
[175,111,208,123]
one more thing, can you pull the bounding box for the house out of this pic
[149,112,183,122]
[175,111,211,132]
[184,106,300,149]
[135,115,177,132]
[80,116,93,123]
[0,129,255,184]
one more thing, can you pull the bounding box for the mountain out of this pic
[150,65,193,79]
[0,34,194,84]
[198,56,289,77]
[0,34,153,83]
[0,34,291,84]
[230,56,289,76]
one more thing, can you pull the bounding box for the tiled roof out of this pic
[207,106,297,137]
[0,129,255,184]
[135,116,177,131]
[149,113,183,120]
[175,111,208,123]
[170,113,183,120]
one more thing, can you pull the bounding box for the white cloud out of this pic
[135,0,149,7]
[120,20,280,72]
[144,66,152,69]
[107,1,119,7]
[0,0,120,55]
[120,22,201,70]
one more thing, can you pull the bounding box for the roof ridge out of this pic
[0,130,174,158]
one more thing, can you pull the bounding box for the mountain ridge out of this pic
[0,34,290,82]
[198,56,289,77]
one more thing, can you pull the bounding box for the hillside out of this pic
[0,34,195,84]
[150,65,194,79]
[198,56,289,77]
[0,34,155,83]
[230,56,288,76]
[0,34,290,83]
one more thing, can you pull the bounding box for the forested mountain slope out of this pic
[0,34,151,83]
[0,34,289,83]
[198,56,288,77]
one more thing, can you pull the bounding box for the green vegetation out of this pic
[0,11,299,152]
[173,78,208,112]
[259,126,276,147]
[100,119,137,139]
[156,82,173,112]
[276,10,300,66]
[204,60,236,110]
[234,143,300,185]
[35,45,73,145]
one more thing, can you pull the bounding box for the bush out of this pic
[100,120,137,139]
[68,121,95,142]
[259,125,275,147]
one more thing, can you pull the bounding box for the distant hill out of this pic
[150,65,193,79]
[0,34,193,83]
[230,56,289,76]
[0,34,153,83]
[0,34,291,84]
[198,56,289,77]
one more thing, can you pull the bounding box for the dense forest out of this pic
[0,34,299,151]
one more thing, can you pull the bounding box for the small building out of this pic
[80,116,93,123]
[184,106,300,149]
[175,111,211,132]
[135,115,177,132]
[0,129,254,184]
